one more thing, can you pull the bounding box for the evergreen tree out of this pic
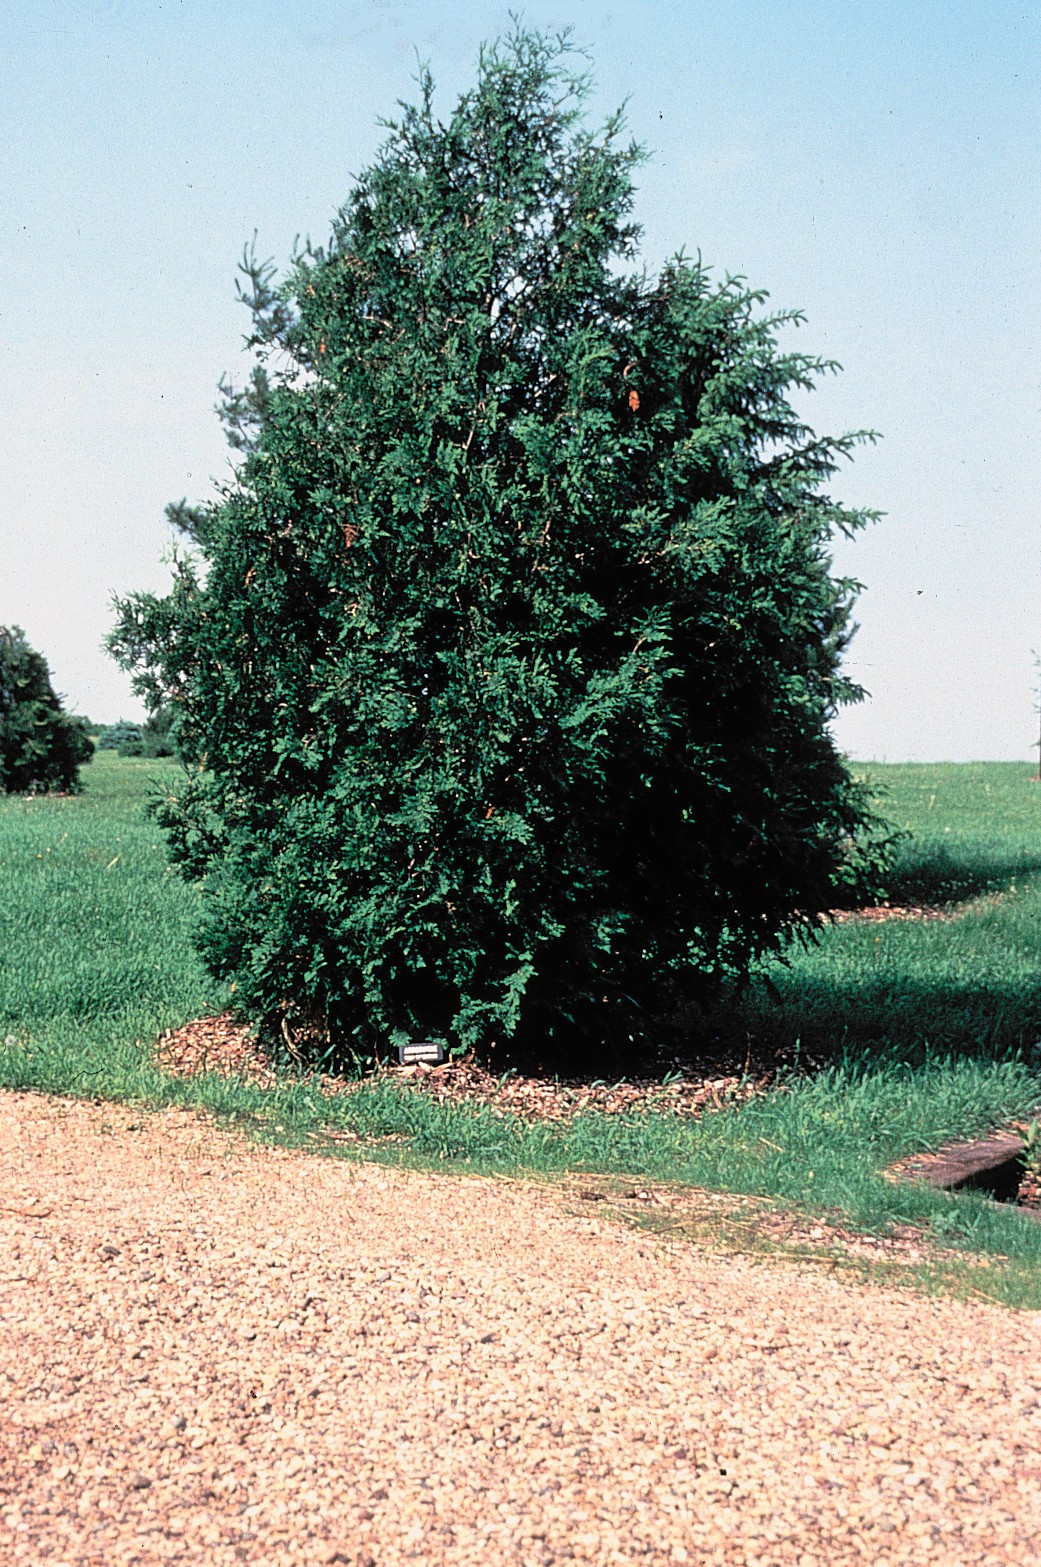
[110,26,892,1071]
[97,718,143,752]
[0,626,94,793]
[137,702,181,759]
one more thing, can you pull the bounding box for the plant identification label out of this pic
[396,1039,446,1066]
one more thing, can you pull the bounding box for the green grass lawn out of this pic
[0,753,224,1096]
[720,762,1041,1064]
[3,751,1041,1307]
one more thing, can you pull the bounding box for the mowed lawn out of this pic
[3,751,1041,1304]
[0,752,224,1094]
[727,762,1041,1063]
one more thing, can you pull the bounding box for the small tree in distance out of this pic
[98,706,181,759]
[0,626,94,794]
[110,25,893,1072]
[97,718,143,751]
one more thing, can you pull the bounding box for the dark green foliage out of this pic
[110,27,893,1070]
[0,626,94,794]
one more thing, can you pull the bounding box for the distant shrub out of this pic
[138,703,181,759]
[97,719,143,753]
[0,626,94,793]
[97,707,181,759]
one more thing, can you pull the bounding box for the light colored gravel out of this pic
[1,1090,1040,1566]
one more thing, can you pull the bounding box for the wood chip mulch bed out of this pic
[827,901,952,924]
[827,890,1010,925]
[155,1014,284,1093]
[391,1057,762,1120]
[154,1013,770,1121]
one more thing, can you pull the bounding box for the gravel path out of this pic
[1,1090,1040,1566]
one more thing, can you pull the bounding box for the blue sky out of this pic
[1,0,1038,759]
